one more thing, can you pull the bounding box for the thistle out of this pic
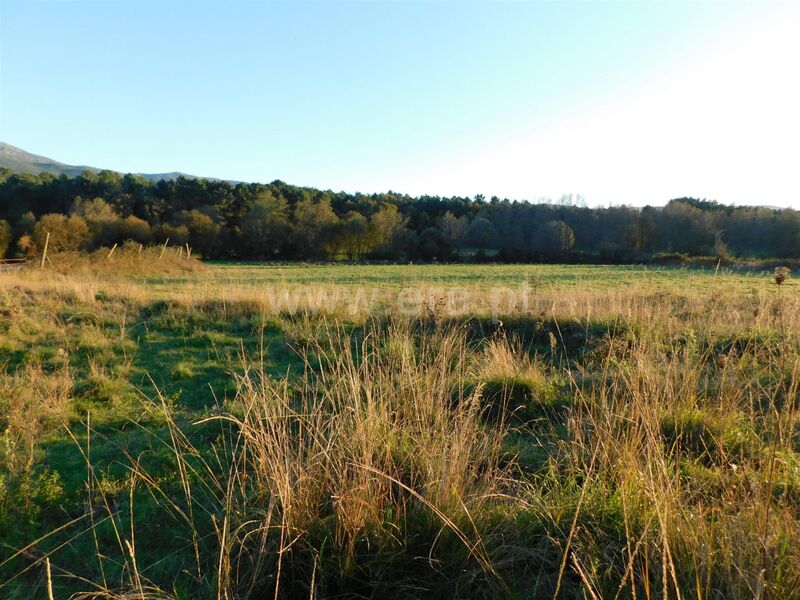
[774,266,790,286]
[773,266,790,336]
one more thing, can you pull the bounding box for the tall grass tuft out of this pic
[141,321,519,598]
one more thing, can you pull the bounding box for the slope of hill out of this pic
[0,142,204,182]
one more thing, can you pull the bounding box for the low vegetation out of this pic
[0,260,799,598]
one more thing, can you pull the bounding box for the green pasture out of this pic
[144,261,783,294]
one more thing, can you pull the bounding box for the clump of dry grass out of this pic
[473,336,566,424]
[135,322,519,598]
[556,330,800,599]
[0,363,73,473]
[0,363,72,557]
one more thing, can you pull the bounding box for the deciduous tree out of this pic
[293,197,339,259]
[241,192,290,258]
[33,214,91,252]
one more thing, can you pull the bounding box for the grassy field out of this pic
[1,251,800,598]
[162,261,775,292]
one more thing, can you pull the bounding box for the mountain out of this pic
[0,142,206,182]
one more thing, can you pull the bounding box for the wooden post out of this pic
[46,557,54,600]
[138,243,143,254]
[159,238,169,261]
[40,231,50,270]
[185,243,191,260]
[107,243,118,260]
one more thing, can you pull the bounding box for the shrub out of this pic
[152,223,190,246]
[32,213,91,252]
[16,234,36,257]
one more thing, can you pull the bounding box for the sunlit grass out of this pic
[1,258,799,598]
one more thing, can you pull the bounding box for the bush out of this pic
[32,213,91,252]
[109,215,152,245]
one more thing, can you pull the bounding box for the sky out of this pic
[1,0,799,207]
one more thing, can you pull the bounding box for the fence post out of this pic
[159,238,169,261]
[107,243,118,260]
[40,231,50,270]
[46,557,54,600]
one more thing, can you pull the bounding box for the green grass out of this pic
[148,261,786,293]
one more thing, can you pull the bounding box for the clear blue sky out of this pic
[2,1,798,206]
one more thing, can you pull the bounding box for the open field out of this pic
[155,262,786,293]
[1,254,800,598]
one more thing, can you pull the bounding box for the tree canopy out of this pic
[0,168,798,261]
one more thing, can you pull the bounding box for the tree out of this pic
[152,223,190,247]
[369,204,407,254]
[32,214,91,252]
[0,220,11,258]
[293,197,339,259]
[71,196,118,223]
[241,192,290,258]
[337,211,372,260]
[111,215,152,245]
[713,232,731,260]
[466,217,498,249]
[660,200,715,254]
[412,227,451,261]
[180,210,220,258]
[71,197,120,246]
[3,165,800,262]
[534,220,575,255]
[438,212,469,247]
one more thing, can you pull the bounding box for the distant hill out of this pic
[0,142,207,182]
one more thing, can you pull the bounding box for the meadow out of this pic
[1,250,799,598]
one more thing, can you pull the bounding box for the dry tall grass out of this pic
[557,332,800,599]
[3,262,798,337]
[123,322,517,598]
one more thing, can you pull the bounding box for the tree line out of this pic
[1,168,798,261]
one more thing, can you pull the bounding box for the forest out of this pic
[1,167,798,261]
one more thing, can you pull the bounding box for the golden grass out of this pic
[127,322,515,597]
[3,261,799,337]
[0,363,73,473]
